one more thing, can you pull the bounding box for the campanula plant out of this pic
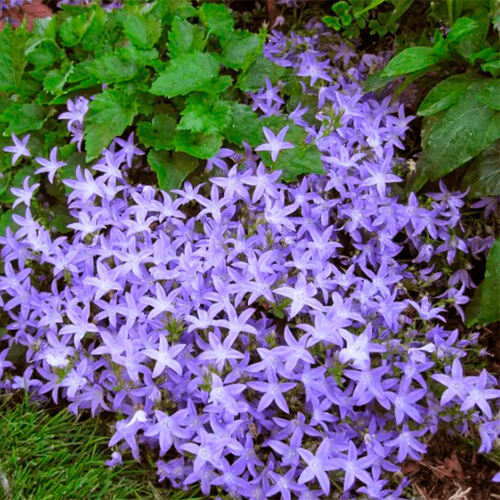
[0,21,498,498]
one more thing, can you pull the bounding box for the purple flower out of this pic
[11,177,39,209]
[35,147,66,183]
[255,126,295,162]
[3,133,31,165]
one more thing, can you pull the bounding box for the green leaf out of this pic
[357,0,386,15]
[460,141,500,196]
[150,52,220,97]
[220,30,263,70]
[120,12,162,50]
[148,149,198,190]
[0,102,47,135]
[59,10,97,47]
[417,83,500,183]
[86,50,138,83]
[178,94,232,135]
[137,113,177,151]
[481,60,500,77]
[84,89,139,161]
[222,102,263,147]
[167,15,206,57]
[173,130,222,159]
[477,78,500,110]
[466,238,500,326]
[273,145,324,182]
[417,74,478,116]
[446,14,489,61]
[199,3,234,39]
[0,210,13,237]
[381,47,444,77]
[237,54,285,92]
[43,63,74,95]
[0,23,28,92]
[26,40,59,70]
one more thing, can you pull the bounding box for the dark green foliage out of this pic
[369,1,499,197]
[0,0,282,229]
[322,0,414,39]
[466,238,500,326]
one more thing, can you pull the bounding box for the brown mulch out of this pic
[0,0,52,31]
[402,429,500,500]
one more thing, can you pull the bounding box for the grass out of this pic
[0,394,201,500]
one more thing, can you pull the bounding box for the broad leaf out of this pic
[220,30,263,70]
[0,211,13,237]
[446,14,489,62]
[59,10,97,47]
[417,83,500,184]
[173,130,222,159]
[223,102,263,147]
[137,114,177,151]
[477,78,500,110]
[148,150,198,190]
[167,15,206,57]
[150,52,220,97]
[199,3,234,39]
[466,238,500,326]
[237,54,286,92]
[460,141,500,196]
[178,94,232,135]
[381,47,444,77]
[417,74,477,116]
[0,102,47,135]
[0,24,28,92]
[273,145,324,182]
[84,89,138,161]
[43,63,74,94]
[119,12,162,50]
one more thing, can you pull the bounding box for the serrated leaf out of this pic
[167,15,205,57]
[120,12,162,50]
[137,114,176,151]
[381,47,444,78]
[0,23,28,92]
[43,63,74,94]
[86,50,139,83]
[84,89,138,161]
[417,84,500,183]
[150,52,220,97]
[237,54,285,92]
[26,40,59,70]
[417,74,478,116]
[0,102,47,135]
[220,30,263,70]
[466,238,500,326]
[199,3,234,39]
[178,94,232,135]
[148,150,198,191]
[477,78,500,110]
[273,145,324,182]
[222,102,263,147]
[460,141,500,196]
[173,130,222,159]
[59,10,96,47]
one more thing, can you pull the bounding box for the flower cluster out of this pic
[1,25,499,499]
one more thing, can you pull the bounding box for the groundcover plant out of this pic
[0,2,499,499]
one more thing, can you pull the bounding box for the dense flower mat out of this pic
[0,17,499,499]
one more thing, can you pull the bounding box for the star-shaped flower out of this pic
[3,133,31,165]
[255,126,295,162]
